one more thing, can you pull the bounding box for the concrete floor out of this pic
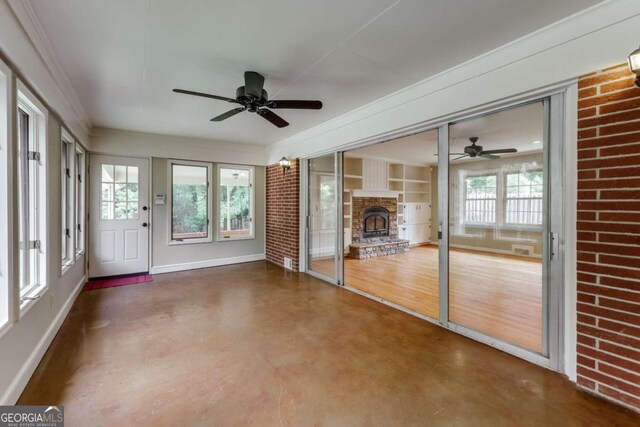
[19,262,639,426]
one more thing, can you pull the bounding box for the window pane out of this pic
[102,164,114,182]
[128,166,138,183]
[218,167,252,239]
[172,164,208,240]
[114,202,128,220]
[114,165,127,183]
[101,202,113,220]
[127,183,138,201]
[114,183,127,202]
[127,202,139,220]
[101,183,113,202]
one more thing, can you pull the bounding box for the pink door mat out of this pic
[83,274,153,291]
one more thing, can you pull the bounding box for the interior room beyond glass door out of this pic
[307,154,337,281]
[447,101,546,354]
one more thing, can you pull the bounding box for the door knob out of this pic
[142,222,149,227]
[142,206,148,211]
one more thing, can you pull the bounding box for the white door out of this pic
[89,155,149,278]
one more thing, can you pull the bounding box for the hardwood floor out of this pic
[314,245,543,352]
[19,261,638,425]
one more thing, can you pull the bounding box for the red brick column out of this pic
[266,159,300,271]
[577,63,640,411]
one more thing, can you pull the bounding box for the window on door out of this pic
[217,165,254,241]
[170,161,211,243]
[101,164,139,220]
[17,87,47,308]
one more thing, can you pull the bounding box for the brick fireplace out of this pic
[350,196,409,259]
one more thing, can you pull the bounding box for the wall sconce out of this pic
[279,156,291,173]
[629,46,640,87]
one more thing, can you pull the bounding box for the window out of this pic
[17,86,47,308]
[505,171,543,225]
[170,161,211,243]
[218,165,254,241]
[464,174,497,224]
[61,133,74,268]
[75,146,86,256]
[101,164,139,220]
[0,61,9,330]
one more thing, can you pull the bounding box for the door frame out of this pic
[300,89,568,373]
[87,153,153,278]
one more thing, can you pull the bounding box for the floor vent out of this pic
[512,245,534,256]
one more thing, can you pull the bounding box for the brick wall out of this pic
[266,159,300,271]
[577,63,640,412]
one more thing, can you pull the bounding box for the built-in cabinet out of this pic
[343,157,432,249]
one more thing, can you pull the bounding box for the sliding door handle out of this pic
[550,232,559,260]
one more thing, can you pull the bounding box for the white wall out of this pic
[267,0,640,163]
[91,127,267,166]
[0,114,87,404]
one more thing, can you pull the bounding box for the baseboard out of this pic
[151,253,266,274]
[1,274,86,405]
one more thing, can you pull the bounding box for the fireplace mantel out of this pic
[352,189,401,198]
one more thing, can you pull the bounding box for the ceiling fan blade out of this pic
[481,148,518,155]
[479,153,499,160]
[451,155,469,161]
[434,153,466,156]
[257,109,289,128]
[267,100,323,110]
[173,89,237,103]
[244,71,265,99]
[210,107,246,122]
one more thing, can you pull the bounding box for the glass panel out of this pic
[114,183,127,202]
[101,183,113,202]
[114,165,127,183]
[127,183,138,201]
[308,154,336,280]
[101,202,113,220]
[342,129,439,319]
[171,164,208,240]
[448,101,545,353]
[127,202,139,220]
[127,166,138,183]
[218,167,252,239]
[114,202,128,220]
[102,164,114,182]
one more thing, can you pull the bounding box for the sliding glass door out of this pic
[446,101,547,354]
[303,94,563,368]
[306,154,339,281]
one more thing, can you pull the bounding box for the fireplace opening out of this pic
[363,206,389,239]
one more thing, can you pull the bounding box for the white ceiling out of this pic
[347,101,544,165]
[28,0,601,146]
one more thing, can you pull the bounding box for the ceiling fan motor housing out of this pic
[236,86,269,111]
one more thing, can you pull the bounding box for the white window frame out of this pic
[167,159,213,245]
[61,128,75,272]
[75,144,86,258]
[504,169,544,228]
[216,164,255,242]
[17,82,48,315]
[462,172,498,226]
[0,58,11,336]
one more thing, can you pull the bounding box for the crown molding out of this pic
[7,0,92,136]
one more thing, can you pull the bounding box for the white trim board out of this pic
[0,273,87,405]
[151,253,266,275]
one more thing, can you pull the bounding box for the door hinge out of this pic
[550,232,559,260]
[78,174,82,183]
[28,151,41,161]
[66,228,71,238]
[66,168,71,178]
[78,224,82,232]
[29,240,41,250]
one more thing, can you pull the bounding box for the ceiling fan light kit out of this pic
[173,71,323,128]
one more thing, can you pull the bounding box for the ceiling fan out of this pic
[449,137,517,161]
[173,71,322,128]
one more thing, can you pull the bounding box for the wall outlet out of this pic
[284,257,293,270]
